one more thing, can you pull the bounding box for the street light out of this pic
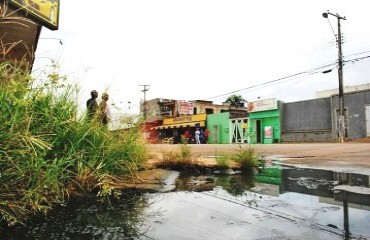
[322,10,346,143]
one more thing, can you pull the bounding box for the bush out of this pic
[0,62,147,226]
[155,141,196,170]
[231,145,259,171]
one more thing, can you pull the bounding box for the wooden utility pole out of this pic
[139,84,150,120]
[322,11,346,143]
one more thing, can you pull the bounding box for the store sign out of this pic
[177,100,194,115]
[247,98,277,113]
[229,109,248,119]
[9,0,60,30]
[163,113,206,125]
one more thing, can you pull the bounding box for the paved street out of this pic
[148,142,370,174]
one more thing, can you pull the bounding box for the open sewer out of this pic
[1,160,370,240]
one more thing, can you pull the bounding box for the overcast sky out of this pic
[34,0,370,115]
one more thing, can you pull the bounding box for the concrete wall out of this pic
[281,98,333,142]
[332,90,370,140]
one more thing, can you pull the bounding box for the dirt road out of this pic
[148,142,370,174]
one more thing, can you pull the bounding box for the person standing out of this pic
[98,92,111,126]
[204,128,210,143]
[195,128,201,144]
[86,90,98,120]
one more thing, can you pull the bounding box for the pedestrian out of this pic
[204,128,210,143]
[86,90,98,121]
[98,92,111,126]
[195,128,201,144]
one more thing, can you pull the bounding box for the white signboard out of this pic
[247,98,277,113]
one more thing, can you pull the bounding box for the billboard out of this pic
[9,0,60,30]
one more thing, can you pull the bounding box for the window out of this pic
[205,108,214,114]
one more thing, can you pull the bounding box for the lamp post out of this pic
[322,11,346,143]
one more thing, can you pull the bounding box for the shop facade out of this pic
[248,98,281,144]
[152,113,207,144]
[207,110,249,144]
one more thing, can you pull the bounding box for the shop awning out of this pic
[151,121,205,130]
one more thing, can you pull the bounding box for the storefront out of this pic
[206,110,249,144]
[151,113,207,144]
[248,98,281,144]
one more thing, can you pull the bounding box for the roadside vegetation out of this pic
[215,153,232,169]
[231,145,260,171]
[215,145,259,171]
[154,136,200,170]
[156,139,260,172]
[0,62,147,226]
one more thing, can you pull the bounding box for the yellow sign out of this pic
[9,0,60,30]
[163,113,207,125]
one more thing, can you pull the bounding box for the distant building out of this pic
[143,98,247,143]
[142,98,236,121]
[315,83,370,98]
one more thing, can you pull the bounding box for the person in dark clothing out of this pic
[86,90,98,120]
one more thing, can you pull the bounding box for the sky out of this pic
[34,0,370,116]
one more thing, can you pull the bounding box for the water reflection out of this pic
[1,191,152,240]
[1,162,370,240]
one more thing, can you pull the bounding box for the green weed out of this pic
[231,145,259,171]
[215,153,231,169]
[0,61,146,226]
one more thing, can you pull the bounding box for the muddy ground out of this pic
[147,141,370,174]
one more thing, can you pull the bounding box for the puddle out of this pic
[1,161,370,240]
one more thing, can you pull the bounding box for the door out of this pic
[366,105,370,137]
[212,124,219,143]
[255,119,262,143]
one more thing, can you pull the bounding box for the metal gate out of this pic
[230,118,248,143]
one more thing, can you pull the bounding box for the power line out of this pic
[204,61,337,101]
[204,50,370,103]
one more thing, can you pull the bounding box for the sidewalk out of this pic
[148,142,370,174]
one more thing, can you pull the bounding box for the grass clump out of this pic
[0,62,147,226]
[231,145,259,171]
[215,153,232,169]
[156,137,196,170]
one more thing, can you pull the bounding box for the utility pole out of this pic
[139,84,150,120]
[322,11,346,143]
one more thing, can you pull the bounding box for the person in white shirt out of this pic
[195,128,201,144]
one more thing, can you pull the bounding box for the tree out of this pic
[225,94,246,108]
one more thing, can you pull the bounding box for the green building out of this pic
[207,99,281,144]
[248,98,281,144]
[207,110,249,144]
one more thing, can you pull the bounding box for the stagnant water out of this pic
[1,161,370,240]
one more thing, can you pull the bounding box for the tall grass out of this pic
[231,145,259,171]
[155,137,195,170]
[215,153,231,169]
[0,62,147,226]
